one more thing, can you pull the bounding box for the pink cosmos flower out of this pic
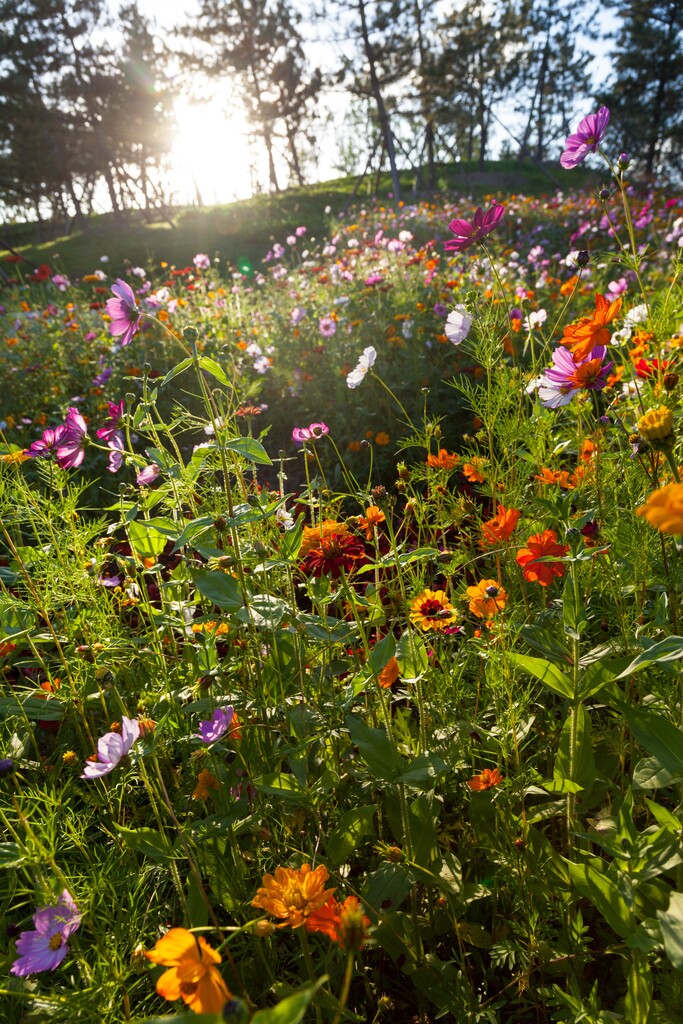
[445,204,505,253]
[193,253,211,270]
[25,424,67,459]
[291,306,307,325]
[319,316,337,338]
[106,279,142,347]
[55,407,88,469]
[81,716,140,779]
[197,706,235,744]
[531,345,612,409]
[96,400,125,443]
[292,422,330,445]
[136,464,160,486]
[560,107,610,169]
[11,890,81,976]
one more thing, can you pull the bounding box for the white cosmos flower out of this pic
[624,303,648,326]
[444,305,473,345]
[346,346,377,389]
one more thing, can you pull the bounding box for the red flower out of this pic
[302,533,366,578]
[468,768,503,791]
[516,529,569,587]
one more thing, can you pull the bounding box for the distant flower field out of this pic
[3,111,683,1023]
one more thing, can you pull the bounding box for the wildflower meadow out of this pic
[4,108,683,1023]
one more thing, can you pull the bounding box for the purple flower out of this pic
[107,434,124,474]
[55,407,88,469]
[319,316,337,338]
[444,204,505,253]
[560,107,610,169]
[106,279,142,347]
[136,464,160,486]
[197,706,235,744]
[81,716,140,779]
[292,422,330,445]
[291,306,307,326]
[96,400,125,443]
[51,274,70,291]
[11,890,80,976]
[530,346,613,409]
[24,425,67,459]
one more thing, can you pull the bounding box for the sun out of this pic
[169,97,268,205]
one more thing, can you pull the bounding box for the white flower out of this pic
[444,305,473,345]
[523,309,547,331]
[624,303,648,326]
[276,505,295,530]
[402,319,413,339]
[346,346,377,389]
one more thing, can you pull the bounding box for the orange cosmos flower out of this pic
[480,505,521,548]
[145,928,231,1014]
[358,505,386,540]
[516,529,569,586]
[299,519,349,557]
[637,483,683,535]
[409,589,456,630]
[462,457,487,483]
[377,656,400,688]
[426,448,460,470]
[252,864,336,929]
[560,293,622,362]
[305,895,371,950]
[466,580,507,618]
[468,768,503,791]
[192,769,220,801]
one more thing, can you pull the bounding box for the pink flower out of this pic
[319,316,337,338]
[193,253,211,270]
[106,279,142,347]
[197,706,235,744]
[96,400,124,443]
[560,107,610,169]
[25,425,67,459]
[55,407,88,469]
[292,422,330,445]
[445,204,505,253]
[531,346,612,409]
[136,463,160,486]
[11,891,81,976]
[81,716,140,779]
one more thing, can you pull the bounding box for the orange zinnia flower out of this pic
[466,580,507,619]
[516,529,569,586]
[358,505,386,540]
[299,519,349,557]
[637,482,683,535]
[468,768,503,791]
[252,864,336,929]
[377,656,400,688]
[305,895,371,950]
[426,448,460,470]
[560,293,622,362]
[145,928,231,1014]
[409,589,456,630]
[480,505,521,548]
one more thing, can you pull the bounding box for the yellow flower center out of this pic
[49,933,64,951]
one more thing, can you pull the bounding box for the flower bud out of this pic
[618,152,630,169]
[637,406,675,449]
[664,373,679,391]
[599,188,611,201]
[576,250,590,268]
[0,757,15,778]
[183,326,199,344]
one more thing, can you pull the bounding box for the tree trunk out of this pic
[357,0,401,201]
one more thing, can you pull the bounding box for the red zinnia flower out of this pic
[302,533,366,578]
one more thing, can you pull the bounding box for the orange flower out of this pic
[480,505,521,548]
[192,769,220,800]
[252,864,336,929]
[535,467,564,486]
[145,928,231,1014]
[560,274,579,297]
[426,448,460,470]
[305,895,371,950]
[516,529,569,586]
[300,520,349,557]
[466,580,507,619]
[374,432,390,446]
[377,656,400,688]
[637,483,683,535]
[560,293,622,361]
[409,589,456,630]
[192,620,230,635]
[468,768,503,791]
[358,505,385,540]
[462,457,487,483]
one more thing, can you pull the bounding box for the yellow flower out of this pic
[638,406,675,444]
[637,483,683,535]
[466,580,508,618]
[409,589,456,631]
[145,928,231,1014]
[251,864,336,928]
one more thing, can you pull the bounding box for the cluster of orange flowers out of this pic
[560,292,622,362]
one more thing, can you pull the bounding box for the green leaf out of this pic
[565,860,632,938]
[364,862,414,913]
[518,624,572,664]
[507,653,574,700]
[254,772,309,803]
[395,630,428,680]
[562,574,587,639]
[578,658,632,701]
[395,752,448,789]
[368,633,397,675]
[0,694,64,721]
[346,713,403,781]
[618,703,683,777]
[237,595,290,629]
[327,805,376,866]
[624,950,653,1023]
[113,825,175,863]
[198,356,231,386]
[127,520,168,560]
[633,756,683,790]
[222,437,272,465]
[193,570,243,612]
[139,1014,222,1024]
[554,705,595,793]
[0,842,25,869]
[614,637,683,679]
[657,891,683,970]
[160,356,193,387]
[250,979,328,1024]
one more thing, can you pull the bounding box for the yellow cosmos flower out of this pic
[637,483,683,535]
[251,864,336,929]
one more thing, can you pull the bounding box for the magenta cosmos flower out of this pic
[292,422,330,445]
[560,107,610,169]
[24,424,67,459]
[55,407,88,469]
[532,345,612,409]
[81,716,140,779]
[197,705,235,744]
[106,279,142,347]
[445,204,505,253]
[11,890,81,976]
